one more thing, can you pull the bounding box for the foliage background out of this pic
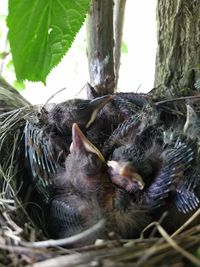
[0,0,157,104]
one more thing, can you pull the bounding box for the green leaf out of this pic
[121,41,128,54]
[7,0,90,83]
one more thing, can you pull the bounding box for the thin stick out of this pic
[0,243,46,254]
[149,212,168,238]
[157,224,200,267]
[155,95,200,106]
[20,219,105,248]
[171,208,200,237]
[74,84,87,97]
[44,87,67,106]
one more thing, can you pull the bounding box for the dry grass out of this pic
[0,106,200,267]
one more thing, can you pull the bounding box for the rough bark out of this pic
[86,0,115,96]
[154,0,200,97]
[113,0,127,88]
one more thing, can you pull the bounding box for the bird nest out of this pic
[0,105,200,267]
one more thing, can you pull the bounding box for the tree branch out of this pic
[86,0,115,96]
[113,0,127,88]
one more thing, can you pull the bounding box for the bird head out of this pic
[84,95,113,128]
[63,123,109,192]
[48,123,110,242]
[47,95,112,136]
[107,160,145,193]
[72,95,112,129]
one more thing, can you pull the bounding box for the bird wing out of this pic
[143,141,194,208]
[48,199,83,238]
[24,121,59,200]
[103,113,141,157]
[173,138,200,213]
[175,168,200,213]
[113,97,141,118]
[114,93,149,108]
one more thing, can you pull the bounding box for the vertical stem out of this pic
[113,0,127,89]
[86,0,115,96]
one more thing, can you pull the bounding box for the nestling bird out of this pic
[46,124,153,242]
[87,83,150,120]
[43,95,112,134]
[20,90,200,242]
[108,128,195,209]
[22,95,112,201]
[85,83,151,149]
[102,103,160,158]
[86,83,149,108]
[107,104,200,233]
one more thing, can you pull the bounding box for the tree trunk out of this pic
[154,0,200,98]
[86,0,115,96]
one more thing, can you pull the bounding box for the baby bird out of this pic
[102,103,160,158]
[108,132,195,209]
[46,124,153,242]
[107,104,200,233]
[88,83,150,121]
[86,83,151,149]
[22,95,112,201]
[43,95,112,134]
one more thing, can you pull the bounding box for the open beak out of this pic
[107,160,145,190]
[71,123,105,162]
[86,95,112,128]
